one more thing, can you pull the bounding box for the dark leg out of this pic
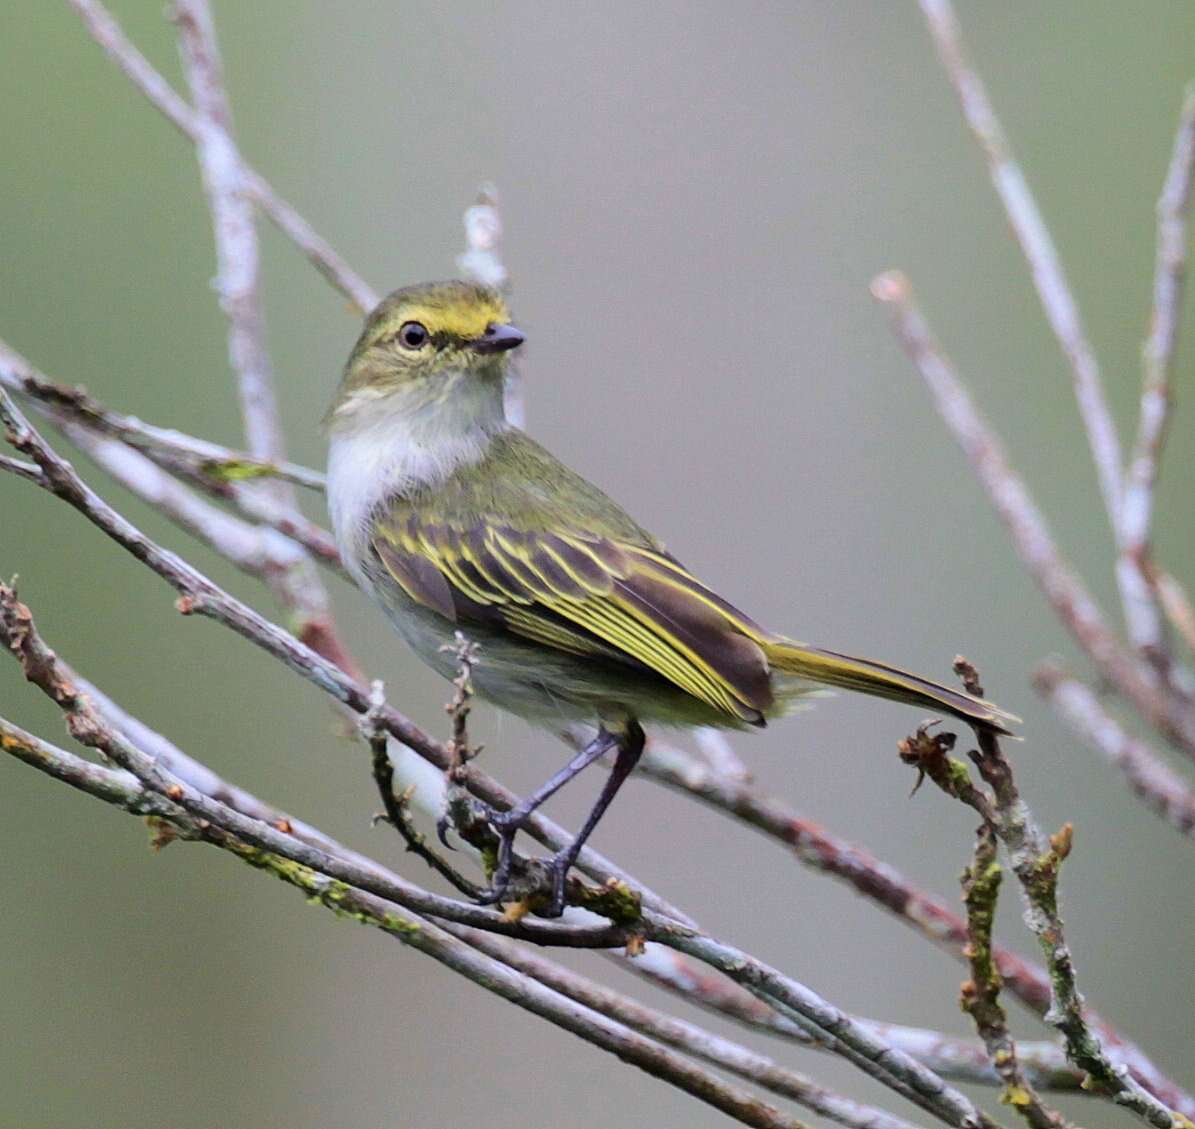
[477,726,621,905]
[542,719,646,916]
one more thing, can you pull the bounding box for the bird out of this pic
[325,279,1014,915]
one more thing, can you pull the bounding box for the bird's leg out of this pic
[541,719,645,917]
[476,726,621,905]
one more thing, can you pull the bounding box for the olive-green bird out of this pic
[326,280,1014,914]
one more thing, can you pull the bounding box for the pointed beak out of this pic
[471,322,525,354]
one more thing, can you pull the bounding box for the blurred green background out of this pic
[3,3,1194,1127]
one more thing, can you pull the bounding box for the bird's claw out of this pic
[434,811,457,850]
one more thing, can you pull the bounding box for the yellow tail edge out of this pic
[765,641,1019,734]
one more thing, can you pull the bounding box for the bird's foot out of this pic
[473,807,526,907]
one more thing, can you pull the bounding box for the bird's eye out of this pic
[397,321,429,349]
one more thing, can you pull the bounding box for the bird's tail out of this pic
[763,640,1017,734]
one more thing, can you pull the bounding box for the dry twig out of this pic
[1034,663,1195,841]
[898,659,1192,1129]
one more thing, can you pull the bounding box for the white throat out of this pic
[326,370,506,581]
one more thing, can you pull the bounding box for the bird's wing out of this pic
[370,514,775,723]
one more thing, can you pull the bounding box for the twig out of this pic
[900,659,1192,1129]
[456,185,523,427]
[1120,86,1195,661]
[0,583,630,950]
[1156,570,1195,656]
[0,342,324,489]
[636,731,1186,1107]
[625,945,1085,1093]
[959,826,1066,1129]
[458,926,928,1129]
[1034,662,1195,841]
[917,0,1123,529]
[364,679,484,898]
[644,919,1001,1129]
[0,452,43,485]
[171,0,360,684]
[67,0,379,315]
[871,271,1195,760]
[173,0,279,469]
[0,715,809,1129]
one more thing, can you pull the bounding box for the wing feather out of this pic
[371,514,773,722]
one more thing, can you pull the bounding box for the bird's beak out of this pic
[471,322,525,354]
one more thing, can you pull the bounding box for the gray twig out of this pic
[958,825,1067,1129]
[1120,86,1195,664]
[898,659,1190,1129]
[1034,662,1195,841]
[68,0,379,314]
[0,715,810,1129]
[871,272,1195,761]
[0,343,324,490]
[459,926,928,1129]
[917,0,1123,528]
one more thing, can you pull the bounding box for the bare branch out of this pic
[1120,86,1195,660]
[173,0,277,468]
[456,185,524,427]
[625,945,1084,1093]
[619,726,1192,1112]
[0,715,814,1129]
[959,826,1066,1129]
[67,0,379,314]
[646,921,1001,1129]
[459,926,928,1129]
[0,342,324,489]
[917,0,1123,527]
[871,271,1195,760]
[899,662,1191,1129]
[1035,662,1195,841]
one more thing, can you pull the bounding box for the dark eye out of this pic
[397,321,429,349]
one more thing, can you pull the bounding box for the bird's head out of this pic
[327,280,523,430]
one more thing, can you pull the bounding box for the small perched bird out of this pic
[326,280,1014,914]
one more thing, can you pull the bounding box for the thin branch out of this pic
[0,716,810,1129]
[900,660,1191,1129]
[644,920,1001,1129]
[51,648,1073,1101]
[0,452,44,485]
[456,185,523,427]
[68,0,379,314]
[625,945,1085,1093]
[173,0,279,468]
[1034,662,1195,840]
[0,583,631,950]
[917,0,1123,529]
[0,342,324,489]
[958,825,1066,1129]
[458,926,928,1129]
[871,271,1195,761]
[640,735,1123,1070]
[170,0,360,684]
[1120,86,1195,659]
[365,679,485,898]
[1156,570,1195,656]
